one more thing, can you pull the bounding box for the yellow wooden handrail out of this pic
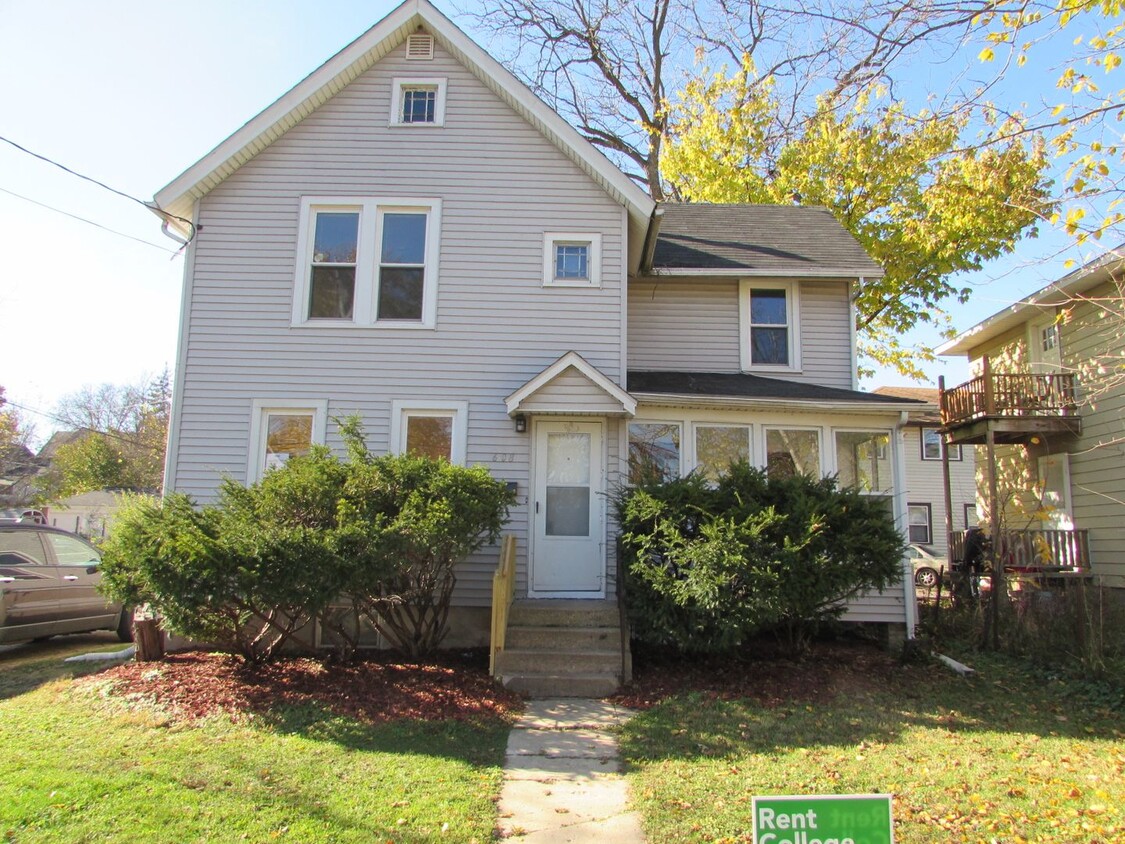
[489,534,517,678]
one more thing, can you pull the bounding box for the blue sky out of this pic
[0,0,1111,442]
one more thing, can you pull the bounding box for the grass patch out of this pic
[0,653,510,843]
[620,649,1125,843]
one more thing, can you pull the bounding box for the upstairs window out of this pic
[739,280,800,371]
[921,427,960,461]
[391,77,446,126]
[543,233,602,287]
[294,197,441,328]
[308,209,359,319]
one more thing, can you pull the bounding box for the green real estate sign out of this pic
[752,795,893,844]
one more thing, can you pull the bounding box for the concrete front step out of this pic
[498,647,621,676]
[505,624,622,650]
[503,673,622,698]
[508,599,620,629]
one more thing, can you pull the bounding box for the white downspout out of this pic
[892,409,916,638]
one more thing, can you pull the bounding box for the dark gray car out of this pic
[0,524,132,644]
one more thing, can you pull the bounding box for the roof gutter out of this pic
[639,206,665,275]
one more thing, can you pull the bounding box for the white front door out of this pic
[531,420,605,595]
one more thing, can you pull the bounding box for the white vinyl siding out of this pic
[516,368,627,414]
[628,278,854,388]
[170,37,628,607]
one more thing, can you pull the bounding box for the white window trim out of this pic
[292,196,441,329]
[920,426,960,461]
[247,399,328,484]
[739,279,801,372]
[691,422,752,480]
[390,400,469,465]
[907,502,933,545]
[390,77,447,127]
[543,232,602,288]
[762,425,822,476]
[830,427,894,495]
[627,419,684,481]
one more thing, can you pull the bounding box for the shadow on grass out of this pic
[617,646,1124,767]
[0,633,130,701]
[260,702,511,767]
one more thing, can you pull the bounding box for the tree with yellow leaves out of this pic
[662,63,1054,377]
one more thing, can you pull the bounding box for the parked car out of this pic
[909,544,948,588]
[0,524,131,644]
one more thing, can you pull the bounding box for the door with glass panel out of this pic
[532,421,604,594]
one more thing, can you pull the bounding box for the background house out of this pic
[874,387,978,558]
[938,249,1123,587]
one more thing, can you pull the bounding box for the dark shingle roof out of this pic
[628,371,924,405]
[650,204,883,276]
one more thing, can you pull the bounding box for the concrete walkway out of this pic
[497,699,647,843]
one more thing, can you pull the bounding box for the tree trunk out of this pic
[133,619,165,662]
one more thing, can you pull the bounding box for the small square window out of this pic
[390,77,446,127]
[401,87,437,123]
[543,232,601,287]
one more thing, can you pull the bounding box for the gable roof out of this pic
[649,204,884,277]
[507,352,636,417]
[938,246,1125,355]
[629,371,922,411]
[154,0,655,266]
[873,385,941,423]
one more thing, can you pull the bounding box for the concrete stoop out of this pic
[496,600,626,698]
[497,699,646,843]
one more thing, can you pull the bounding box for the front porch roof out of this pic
[628,371,926,413]
[506,352,637,417]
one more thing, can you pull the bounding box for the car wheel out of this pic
[116,608,135,643]
[915,567,939,588]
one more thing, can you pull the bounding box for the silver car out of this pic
[0,524,132,644]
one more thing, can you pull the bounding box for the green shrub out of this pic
[617,463,905,655]
[100,418,514,664]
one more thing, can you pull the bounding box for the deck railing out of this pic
[949,528,1090,572]
[489,534,517,678]
[940,359,1078,427]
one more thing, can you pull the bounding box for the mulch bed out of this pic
[612,638,911,710]
[86,648,523,725]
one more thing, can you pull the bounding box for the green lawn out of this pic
[0,644,509,843]
[620,650,1125,843]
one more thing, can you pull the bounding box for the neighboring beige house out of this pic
[153,0,924,691]
[938,249,1124,588]
[874,387,978,558]
[46,490,127,539]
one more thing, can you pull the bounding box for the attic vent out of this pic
[406,34,434,60]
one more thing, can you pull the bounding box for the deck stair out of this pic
[494,599,626,697]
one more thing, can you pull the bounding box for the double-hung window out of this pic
[294,197,441,327]
[921,427,960,461]
[908,503,933,545]
[739,280,799,371]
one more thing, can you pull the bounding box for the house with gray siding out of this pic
[938,249,1125,589]
[154,0,923,693]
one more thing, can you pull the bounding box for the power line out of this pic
[0,134,197,244]
[0,186,181,256]
[4,400,166,455]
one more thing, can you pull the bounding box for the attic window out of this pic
[406,34,434,60]
[390,77,446,126]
